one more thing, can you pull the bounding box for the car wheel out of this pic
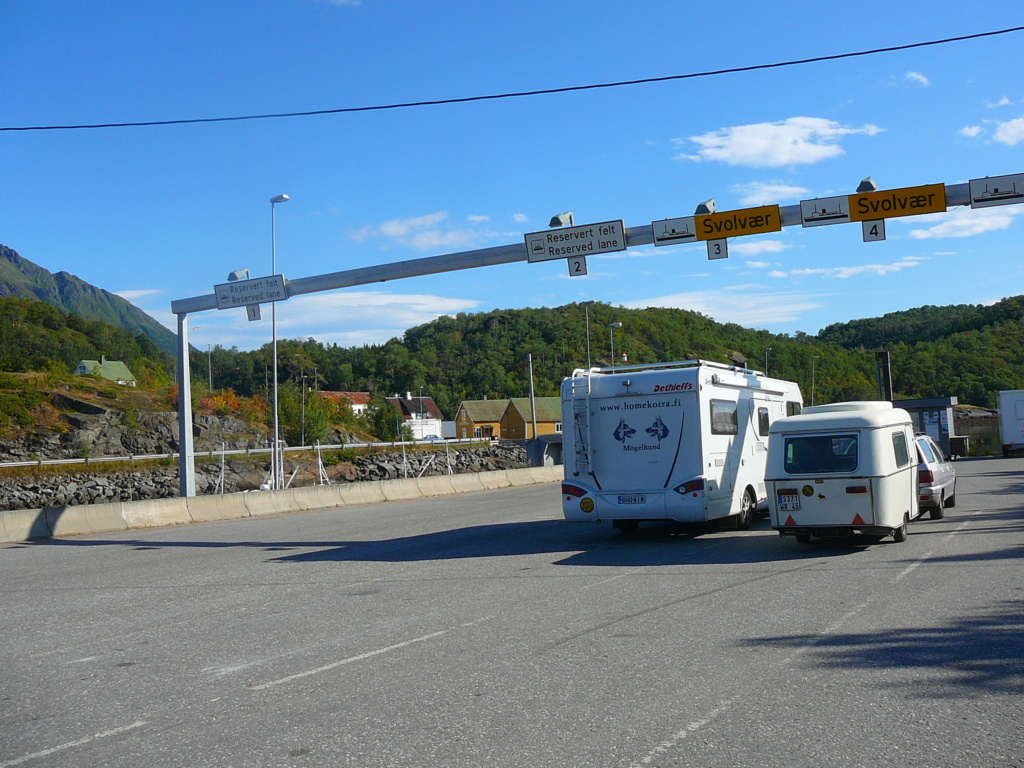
[795,533,811,544]
[944,488,956,508]
[892,518,908,543]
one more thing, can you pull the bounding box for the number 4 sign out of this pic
[568,257,588,277]
[862,220,886,242]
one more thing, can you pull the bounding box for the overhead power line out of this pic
[3,25,1022,133]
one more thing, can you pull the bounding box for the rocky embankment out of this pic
[0,397,527,511]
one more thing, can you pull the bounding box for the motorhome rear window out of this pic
[710,400,738,435]
[784,434,858,474]
[786,401,802,416]
[757,407,770,437]
[892,431,911,468]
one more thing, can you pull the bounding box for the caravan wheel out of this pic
[892,518,909,543]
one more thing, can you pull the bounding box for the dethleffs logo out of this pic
[653,382,693,392]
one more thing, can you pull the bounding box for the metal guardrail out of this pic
[0,437,492,470]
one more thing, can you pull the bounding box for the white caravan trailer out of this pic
[997,389,1024,457]
[560,360,803,531]
[766,402,921,544]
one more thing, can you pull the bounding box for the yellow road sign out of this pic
[695,205,782,241]
[848,183,946,222]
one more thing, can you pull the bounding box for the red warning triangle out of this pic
[852,513,866,525]
[785,515,797,526]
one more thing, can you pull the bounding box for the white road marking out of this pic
[0,721,146,768]
[249,616,493,691]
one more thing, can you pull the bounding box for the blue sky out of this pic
[2,1,1023,352]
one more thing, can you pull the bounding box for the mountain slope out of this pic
[0,244,178,356]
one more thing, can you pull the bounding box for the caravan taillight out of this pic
[562,483,587,498]
[673,478,705,495]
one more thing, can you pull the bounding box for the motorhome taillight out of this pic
[562,483,587,498]
[673,478,705,495]
[918,468,934,483]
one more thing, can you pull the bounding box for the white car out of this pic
[915,434,956,519]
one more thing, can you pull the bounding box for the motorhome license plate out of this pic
[777,492,800,511]
[618,494,646,505]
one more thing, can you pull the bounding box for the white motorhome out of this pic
[766,402,921,544]
[997,389,1024,457]
[560,360,803,531]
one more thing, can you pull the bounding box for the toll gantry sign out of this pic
[525,219,626,278]
[214,274,287,310]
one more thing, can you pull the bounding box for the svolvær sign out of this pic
[695,205,782,241]
[525,220,626,263]
[848,183,946,222]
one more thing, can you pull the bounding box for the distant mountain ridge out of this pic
[0,244,177,356]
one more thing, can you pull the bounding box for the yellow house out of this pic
[499,397,563,440]
[453,399,510,439]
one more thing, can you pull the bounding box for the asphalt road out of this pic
[2,458,1022,767]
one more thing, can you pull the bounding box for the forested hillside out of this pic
[187,297,1024,415]
[3,291,1023,426]
[0,297,173,386]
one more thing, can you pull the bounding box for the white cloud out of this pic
[771,258,925,280]
[348,211,494,251]
[513,213,529,223]
[905,71,930,86]
[116,288,162,301]
[467,214,490,223]
[732,181,809,206]
[988,96,1013,108]
[625,288,827,327]
[731,239,790,257]
[908,206,1022,239]
[674,117,882,168]
[745,261,773,269]
[960,125,983,138]
[994,116,1024,146]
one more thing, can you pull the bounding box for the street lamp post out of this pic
[812,355,820,406]
[584,301,595,369]
[207,344,212,390]
[609,322,622,368]
[270,193,289,489]
[764,347,772,375]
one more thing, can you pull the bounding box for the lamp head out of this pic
[694,198,716,215]
[856,177,877,193]
[270,194,290,204]
[549,211,574,228]
[227,268,250,282]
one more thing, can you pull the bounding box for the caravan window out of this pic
[710,400,738,435]
[784,434,858,474]
[892,431,911,468]
[786,401,803,416]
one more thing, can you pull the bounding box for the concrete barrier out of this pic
[83,501,130,534]
[47,504,102,538]
[0,468,563,543]
[506,467,536,487]
[1,508,52,542]
[243,489,301,517]
[479,470,511,490]
[415,474,457,497]
[122,497,193,528]
[450,473,486,493]
[337,481,387,506]
[187,493,250,522]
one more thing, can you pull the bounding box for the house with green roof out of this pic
[500,397,562,440]
[453,399,510,439]
[74,355,137,387]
